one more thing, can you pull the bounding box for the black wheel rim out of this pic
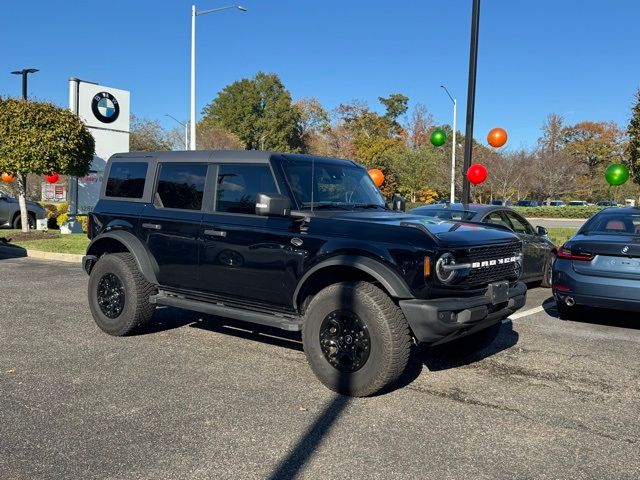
[97,273,125,319]
[319,310,371,373]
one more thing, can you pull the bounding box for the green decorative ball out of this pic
[604,163,629,186]
[430,129,446,147]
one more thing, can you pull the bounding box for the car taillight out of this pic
[557,246,593,261]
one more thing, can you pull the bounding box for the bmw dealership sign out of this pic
[67,78,130,217]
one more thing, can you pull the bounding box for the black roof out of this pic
[110,150,360,166]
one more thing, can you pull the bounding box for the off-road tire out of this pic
[540,254,555,288]
[88,253,157,336]
[302,281,411,397]
[12,212,36,230]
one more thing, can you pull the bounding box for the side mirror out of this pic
[255,193,291,217]
[536,226,548,236]
[387,195,406,212]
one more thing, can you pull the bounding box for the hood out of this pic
[324,210,519,247]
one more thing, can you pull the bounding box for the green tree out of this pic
[201,72,302,152]
[130,114,171,152]
[0,98,94,232]
[627,88,640,185]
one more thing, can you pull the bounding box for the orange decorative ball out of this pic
[487,127,508,148]
[1,173,15,183]
[368,168,385,187]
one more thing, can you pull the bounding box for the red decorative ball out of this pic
[45,173,60,184]
[1,173,15,183]
[487,128,508,148]
[467,164,488,185]
[368,168,385,187]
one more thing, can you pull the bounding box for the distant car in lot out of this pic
[515,200,539,207]
[0,188,46,229]
[490,199,512,206]
[409,203,556,286]
[553,207,640,318]
[567,200,589,207]
[548,200,566,207]
[596,200,618,207]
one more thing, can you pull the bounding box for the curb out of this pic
[0,245,82,263]
[25,249,83,263]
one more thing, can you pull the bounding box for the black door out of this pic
[138,162,208,290]
[198,163,295,308]
[501,210,548,280]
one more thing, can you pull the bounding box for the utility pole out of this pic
[462,0,481,204]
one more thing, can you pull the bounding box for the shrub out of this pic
[38,202,60,219]
[512,206,604,219]
[56,213,88,232]
[57,202,68,216]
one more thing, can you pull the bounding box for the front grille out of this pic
[459,242,522,287]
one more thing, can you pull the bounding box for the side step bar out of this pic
[150,291,303,332]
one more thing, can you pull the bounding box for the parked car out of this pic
[490,199,512,206]
[82,151,527,397]
[409,203,556,287]
[553,207,640,318]
[568,200,589,207]
[515,200,539,207]
[0,188,47,229]
[596,200,618,207]
[548,200,565,207]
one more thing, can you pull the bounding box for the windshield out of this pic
[581,212,640,235]
[281,158,386,209]
[416,209,476,221]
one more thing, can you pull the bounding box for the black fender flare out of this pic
[85,230,159,285]
[293,255,414,310]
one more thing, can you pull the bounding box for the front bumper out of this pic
[399,281,527,345]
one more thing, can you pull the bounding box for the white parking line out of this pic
[504,305,546,322]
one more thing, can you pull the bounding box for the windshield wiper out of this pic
[352,203,388,210]
[301,202,355,210]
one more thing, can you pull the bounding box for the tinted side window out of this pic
[105,162,147,198]
[216,164,277,214]
[485,211,511,229]
[155,163,207,210]
[505,211,534,235]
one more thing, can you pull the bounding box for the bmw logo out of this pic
[622,245,630,254]
[91,92,120,124]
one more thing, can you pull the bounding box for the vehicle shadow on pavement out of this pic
[543,302,640,330]
[418,321,520,372]
[0,243,27,260]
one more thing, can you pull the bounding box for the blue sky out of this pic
[1,0,638,149]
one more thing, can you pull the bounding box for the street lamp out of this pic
[190,4,247,151]
[441,85,457,203]
[166,114,189,150]
[10,68,39,100]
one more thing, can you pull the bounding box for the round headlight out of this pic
[435,252,457,284]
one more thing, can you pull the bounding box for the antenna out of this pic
[310,157,315,213]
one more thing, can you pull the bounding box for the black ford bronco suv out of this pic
[83,151,526,396]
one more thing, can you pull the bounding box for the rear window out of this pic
[583,212,640,235]
[155,163,207,210]
[105,162,147,199]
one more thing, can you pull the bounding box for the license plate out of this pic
[488,281,509,305]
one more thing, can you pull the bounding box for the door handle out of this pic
[204,229,227,238]
[142,223,162,230]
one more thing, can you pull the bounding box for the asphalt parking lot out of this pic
[1,256,638,480]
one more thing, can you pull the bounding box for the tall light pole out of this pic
[11,68,39,100]
[166,114,189,150]
[190,4,246,151]
[462,0,481,204]
[441,85,457,203]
